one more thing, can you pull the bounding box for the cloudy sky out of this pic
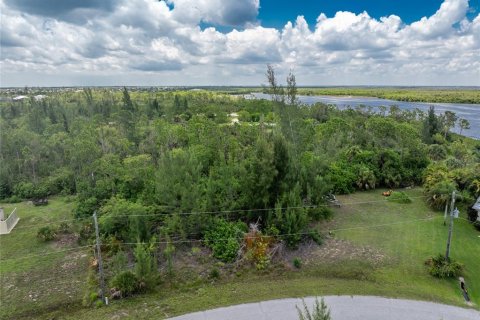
[1,0,479,86]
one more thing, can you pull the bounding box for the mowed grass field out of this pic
[1,189,479,319]
[330,188,480,306]
[0,197,90,319]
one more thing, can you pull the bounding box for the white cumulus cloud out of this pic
[0,0,478,86]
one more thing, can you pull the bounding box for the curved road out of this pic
[168,296,480,320]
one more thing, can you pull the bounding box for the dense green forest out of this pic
[1,73,479,306]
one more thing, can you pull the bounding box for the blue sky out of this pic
[1,0,479,86]
[258,0,478,27]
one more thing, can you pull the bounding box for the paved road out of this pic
[168,296,480,320]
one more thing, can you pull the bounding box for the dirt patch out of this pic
[53,233,78,248]
[164,245,221,280]
[307,238,387,265]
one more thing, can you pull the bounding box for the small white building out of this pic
[473,197,480,221]
[229,113,240,125]
[0,208,19,235]
[34,95,47,101]
[13,95,28,101]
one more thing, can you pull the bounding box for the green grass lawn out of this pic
[330,188,480,306]
[1,189,479,319]
[0,197,90,319]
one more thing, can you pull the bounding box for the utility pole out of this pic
[93,211,107,304]
[445,191,456,261]
[443,202,448,226]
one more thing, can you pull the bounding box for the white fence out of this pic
[0,208,19,235]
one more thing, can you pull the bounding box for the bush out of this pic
[243,225,273,270]
[293,257,302,269]
[163,239,175,276]
[296,297,331,320]
[2,195,21,203]
[467,206,478,222]
[110,271,138,297]
[78,222,94,244]
[474,221,480,232]
[83,291,99,307]
[134,242,158,291]
[0,180,11,200]
[43,168,75,195]
[99,198,151,242]
[110,250,128,274]
[387,191,412,204]
[74,197,99,219]
[307,229,323,245]
[13,182,36,199]
[425,254,463,278]
[58,222,71,234]
[209,268,220,279]
[308,207,333,221]
[204,219,246,263]
[427,144,447,160]
[37,226,57,241]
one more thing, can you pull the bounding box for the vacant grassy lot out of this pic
[1,189,479,319]
[331,188,479,306]
[0,197,90,319]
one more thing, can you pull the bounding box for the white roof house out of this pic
[34,95,47,101]
[13,95,28,101]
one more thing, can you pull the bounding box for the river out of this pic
[248,93,480,140]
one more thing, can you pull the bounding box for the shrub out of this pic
[13,182,36,199]
[99,198,151,242]
[47,168,75,195]
[74,197,99,219]
[270,186,309,249]
[296,297,331,320]
[293,257,302,269]
[58,222,71,234]
[308,207,333,222]
[103,235,122,255]
[307,229,323,245]
[78,222,94,244]
[204,219,246,263]
[0,180,11,200]
[163,239,175,276]
[387,191,412,204]
[110,271,138,297]
[83,291,99,307]
[134,242,158,291]
[243,225,273,270]
[425,254,463,278]
[2,195,21,203]
[37,226,57,241]
[427,144,447,160]
[474,221,480,232]
[467,206,478,222]
[110,250,128,275]
[209,268,220,279]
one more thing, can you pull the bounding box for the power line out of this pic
[8,195,430,231]
[328,216,440,232]
[0,212,448,265]
[13,218,83,230]
[0,245,94,262]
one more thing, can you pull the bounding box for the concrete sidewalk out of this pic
[168,296,480,320]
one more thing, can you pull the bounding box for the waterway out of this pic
[249,93,480,140]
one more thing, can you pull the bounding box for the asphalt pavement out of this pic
[168,296,480,320]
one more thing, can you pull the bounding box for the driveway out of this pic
[168,296,480,320]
